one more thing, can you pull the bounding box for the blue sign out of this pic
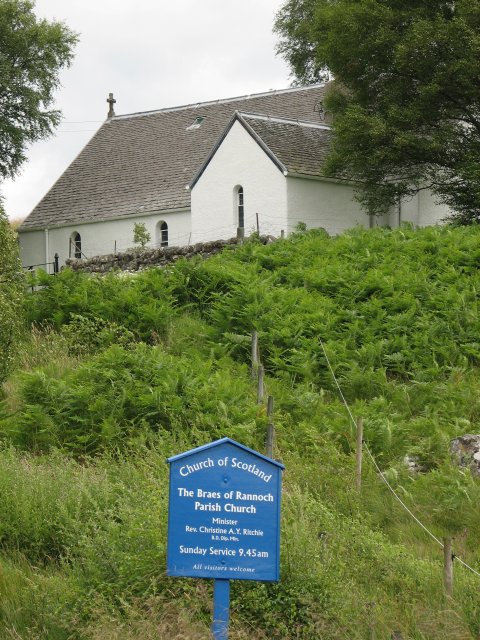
[167,438,284,582]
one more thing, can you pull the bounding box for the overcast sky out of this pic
[2,0,292,220]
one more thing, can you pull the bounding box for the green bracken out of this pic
[1,225,479,638]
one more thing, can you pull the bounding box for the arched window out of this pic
[236,186,244,229]
[157,221,168,247]
[70,232,82,259]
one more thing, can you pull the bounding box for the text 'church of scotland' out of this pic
[18,84,450,270]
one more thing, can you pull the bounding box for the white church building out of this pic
[18,84,450,271]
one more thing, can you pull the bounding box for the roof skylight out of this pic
[186,116,205,131]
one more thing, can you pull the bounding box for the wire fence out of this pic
[65,217,285,262]
[319,338,480,579]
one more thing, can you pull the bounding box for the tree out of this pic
[275,0,480,222]
[0,204,24,383]
[0,0,77,179]
[0,1,77,384]
[133,222,151,249]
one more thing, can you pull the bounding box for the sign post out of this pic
[213,579,230,639]
[167,438,284,639]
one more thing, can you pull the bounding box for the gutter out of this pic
[286,171,361,187]
[19,207,190,234]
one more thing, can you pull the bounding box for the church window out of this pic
[237,186,244,229]
[70,232,82,259]
[158,221,168,247]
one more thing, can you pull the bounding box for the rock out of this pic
[403,455,425,475]
[203,241,215,251]
[450,434,480,477]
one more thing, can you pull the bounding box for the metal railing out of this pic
[23,254,60,291]
[24,253,60,276]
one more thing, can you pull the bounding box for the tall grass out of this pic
[0,445,477,639]
[1,225,480,638]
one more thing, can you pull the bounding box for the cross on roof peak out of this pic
[107,92,116,118]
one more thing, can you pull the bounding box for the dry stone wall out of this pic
[65,236,275,274]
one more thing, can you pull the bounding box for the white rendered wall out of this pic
[387,191,452,228]
[191,121,288,241]
[388,191,451,227]
[18,210,191,269]
[398,194,419,226]
[418,190,451,226]
[286,177,373,234]
[18,230,47,270]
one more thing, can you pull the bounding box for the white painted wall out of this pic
[386,195,419,227]
[19,144,454,274]
[191,121,288,241]
[18,230,47,271]
[388,191,451,227]
[418,190,452,226]
[18,210,191,269]
[286,176,373,234]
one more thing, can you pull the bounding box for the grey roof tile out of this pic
[20,85,329,230]
[240,114,332,177]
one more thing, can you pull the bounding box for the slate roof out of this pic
[190,112,332,188]
[20,85,329,231]
[241,114,331,177]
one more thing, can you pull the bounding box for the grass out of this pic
[1,225,480,638]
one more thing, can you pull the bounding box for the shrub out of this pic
[26,268,175,342]
[2,343,265,454]
[0,205,24,385]
[133,222,151,248]
[61,314,135,356]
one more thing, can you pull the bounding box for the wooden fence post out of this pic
[367,601,376,640]
[257,365,264,405]
[356,417,364,492]
[443,537,453,597]
[251,331,258,379]
[266,396,274,458]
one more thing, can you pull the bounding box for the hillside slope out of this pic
[0,225,479,639]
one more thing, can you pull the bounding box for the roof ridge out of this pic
[238,111,331,130]
[110,84,327,121]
